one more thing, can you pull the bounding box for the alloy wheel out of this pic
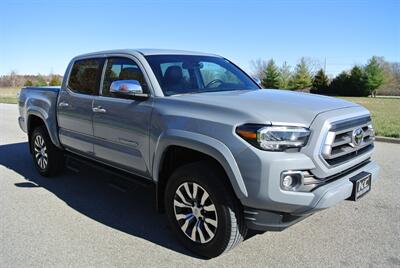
[33,135,48,170]
[173,182,218,244]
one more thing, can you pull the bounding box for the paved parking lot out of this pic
[1,103,400,267]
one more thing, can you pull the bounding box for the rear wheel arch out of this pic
[27,114,47,152]
[27,113,61,150]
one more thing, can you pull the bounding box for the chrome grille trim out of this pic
[321,116,375,166]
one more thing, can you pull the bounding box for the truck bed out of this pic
[18,86,61,146]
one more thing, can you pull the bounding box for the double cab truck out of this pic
[18,49,379,258]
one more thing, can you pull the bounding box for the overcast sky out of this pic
[0,0,399,76]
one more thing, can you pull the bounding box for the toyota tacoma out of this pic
[18,49,379,258]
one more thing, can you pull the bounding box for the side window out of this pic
[102,57,148,97]
[68,58,103,95]
[199,62,241,86]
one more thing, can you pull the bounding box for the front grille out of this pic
[321,116,375,166]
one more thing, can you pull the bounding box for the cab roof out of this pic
[74,49,221,59]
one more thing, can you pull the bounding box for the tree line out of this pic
[251,56,400,96]
[0,72,62,87]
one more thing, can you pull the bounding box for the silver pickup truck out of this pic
[18,49,379,258]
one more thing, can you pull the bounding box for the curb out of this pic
[375,136,400,144]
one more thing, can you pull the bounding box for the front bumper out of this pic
[244,208,310,231]
[243,160,379,231]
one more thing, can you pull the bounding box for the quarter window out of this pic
[102,58,147,97]
[68,58,103,95]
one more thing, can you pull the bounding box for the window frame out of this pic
[99,55,152,99]
[66,57,105,96]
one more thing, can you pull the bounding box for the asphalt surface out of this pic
[1,103,399,267]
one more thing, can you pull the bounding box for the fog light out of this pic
[280,171,303,191]
[282,175,293,188]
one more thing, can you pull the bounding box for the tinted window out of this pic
[68,58,103,95]
[145,55,259,96]
[102,57,148,97]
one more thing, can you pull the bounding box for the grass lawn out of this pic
[0,87,398,138]
[0,87,19,104]
[340,97,400,138]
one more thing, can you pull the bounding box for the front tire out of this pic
[30,126,64,177]
[165,161,247,258]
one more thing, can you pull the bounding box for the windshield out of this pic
[145,55,260,96]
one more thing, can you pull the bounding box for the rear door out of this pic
[92,57,153,176]
[57,58,104,155]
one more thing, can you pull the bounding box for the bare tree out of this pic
[250,58,268,80]
[9,70,18,88]
[302,58,322,76]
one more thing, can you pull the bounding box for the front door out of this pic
[57,58,104,155]
[92,57,153,176]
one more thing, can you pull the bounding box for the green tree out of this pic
[364,56,385,97]
[348,66,368,96]
[34,75,47,86]
[329,71,350,96]
[24,80,33,86]
[291,57,312,90]
[261,59,280,88]
[49,75,61,86]
[278,61,291,89]
[311,68,330,94]
[329,66,368,96]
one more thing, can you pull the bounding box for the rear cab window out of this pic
[68,58,104,95]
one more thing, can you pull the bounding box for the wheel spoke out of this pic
[191,221,197,241]
[181,218,190,233]
[35,152,40,158]
[203,204,216,212]
[34,138,40,147]
[176,213,192,221]
[197,224,206,243]
[192,183,198,201]
[203,221,214,237]
[205,218,217,227]
[200,190,209,206]
[34,147,40,152]
[174,200,191,208]
[183,183,193,199]
[176,188,191,206]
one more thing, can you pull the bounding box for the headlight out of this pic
[236,124,311,151]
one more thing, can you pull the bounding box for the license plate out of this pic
[348,172,371,201]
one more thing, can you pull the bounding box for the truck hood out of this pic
[171,89,358,126]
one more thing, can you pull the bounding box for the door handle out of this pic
[59,102,69,107]
[92,106,106,113]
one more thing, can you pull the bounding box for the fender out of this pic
[152,129,248,199]
[27,103,62,148]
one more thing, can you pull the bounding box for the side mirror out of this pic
[252,76,262,87]
[110,80,148,99]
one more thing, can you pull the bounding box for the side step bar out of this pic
[64,152,154,189]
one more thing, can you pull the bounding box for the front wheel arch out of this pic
[156,144,241,214]
[153,131,249,208]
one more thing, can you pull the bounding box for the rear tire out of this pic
[165,161,247,258]
[30,126,64,177]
